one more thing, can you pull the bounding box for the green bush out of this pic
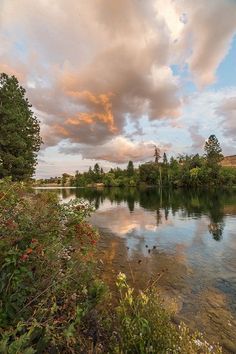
[0,179,105,352]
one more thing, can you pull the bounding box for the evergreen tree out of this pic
[163,152,168,165]
[75,170,80,187]
[0,73,41,180]
[93,163,100,175]
[127,160,134,177]
[154,146,161,163]
[204,135,223,166]
[93,163,101,182]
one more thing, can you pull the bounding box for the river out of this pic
[35,187,236,352]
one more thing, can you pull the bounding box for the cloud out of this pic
[60,136,171,164]
[217,97,236,142]
[0,0,182,150]
[0,0,236,168]
[189,125,205,151]
[179,0,236,87]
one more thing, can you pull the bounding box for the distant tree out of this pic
[62,173,70,186]
[93,163,100,175]
[75,170,80,187]
[204,135,223,166]
[0,73,41,180]
[139,163,159,185]
[154,146,161,163]
[163,152,168,165]
[127,160,134,177]
[93,163,101,182]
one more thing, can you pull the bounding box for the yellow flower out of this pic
[117,272,126,282]
[140,291,148,305]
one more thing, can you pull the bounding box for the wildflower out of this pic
[26,248,33,255]
[20,254,29,261]
[140,291,149,305]
[117,272,126,282]
[125,287,134,305]
[194,339,203,347]
[31,238,38,243]
[116,272,127,288]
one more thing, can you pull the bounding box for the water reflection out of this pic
[36,187,236,243]
[60,187,236,242]
[35,187,236,350]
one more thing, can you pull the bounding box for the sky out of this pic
[0,0,236,178]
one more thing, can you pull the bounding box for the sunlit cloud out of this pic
[217,97,236,142]
[0,0,236,176]
[60,136,171,164]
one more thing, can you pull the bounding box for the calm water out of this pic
[36,187,236,351]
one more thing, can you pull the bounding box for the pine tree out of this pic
[0,73,41,180]
[154,146,161,163]
[127,160,134,177]
[163,152,168,165]
[93,163,100,175]
[204,135,223,166]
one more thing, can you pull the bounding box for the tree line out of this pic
[38,135,236,188]
[1,73,236,188]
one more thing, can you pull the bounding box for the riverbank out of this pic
[0,180,222,353]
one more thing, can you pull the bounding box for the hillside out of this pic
[221,155,236,167]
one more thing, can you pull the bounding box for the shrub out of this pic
[109,273,222,354]
[0,179,106,352]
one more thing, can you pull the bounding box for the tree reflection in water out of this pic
[43,186,236,242]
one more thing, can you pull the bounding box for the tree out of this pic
[62,173,70,186]
[127,160,134,177]
[0,73,41,180]
[154,146,161,163]
[139,163,159,185]
[93,163,101,182]
[163,152,168,165]
[75,170,80,187]
[93,163,100,175]
[204,135,223,166]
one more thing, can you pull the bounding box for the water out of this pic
[35,187,236,351]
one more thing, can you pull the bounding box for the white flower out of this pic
[194,339,203,347]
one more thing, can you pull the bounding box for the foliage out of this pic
[0,73,41,180]
[154,146,161,163]
[0,179,106,352]
[109,273,222,353]
[126,161,134,177]
[36,136,235,189]
[204,135,223,166]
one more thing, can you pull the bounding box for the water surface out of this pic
[36,187,236,352]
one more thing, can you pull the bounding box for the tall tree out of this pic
[163,152,168,165]
[75,170,80,187]
[0,73,41,180]
[154,146,161,164]
[204,135,223,166]
[127,160,134,177]
[93,163,100,175]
